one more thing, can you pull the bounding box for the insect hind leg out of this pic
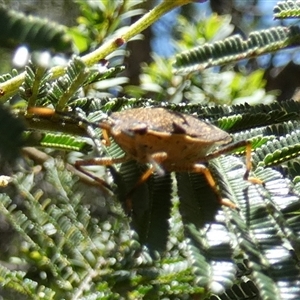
[191,163,236,209]
[205,140,263,185]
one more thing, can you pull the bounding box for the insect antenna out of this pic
[55,108,112,155]
[71,108,104,156]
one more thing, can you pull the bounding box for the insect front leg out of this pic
[75,155,129,190]
[124,152,168,214]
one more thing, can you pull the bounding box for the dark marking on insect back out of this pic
[132,123,148,134]
[172,121,186,134]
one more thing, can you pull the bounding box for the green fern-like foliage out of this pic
[19,61,53,108]
[274,0,300,19]
[0,69,19,83]
[174,26,300,74]
[18,96,300,299]
[127,13,273,106]
[70,0,145,53]
[0,5,73,52]
[0,158,211,299]
[1,0,300,299]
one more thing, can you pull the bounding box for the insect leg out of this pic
[192,163,236,209]
[205,140,263,185]
[125,152,168,214]
[243,141,263,184]
[85,124,104,156]
[75,155,129,190]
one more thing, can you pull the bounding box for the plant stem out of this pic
[82,0,193,66]
[0,0,194,103]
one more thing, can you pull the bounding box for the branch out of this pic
[0,0,195,102]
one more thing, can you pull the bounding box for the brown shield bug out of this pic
[73,107,262,210]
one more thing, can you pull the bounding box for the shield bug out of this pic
[74,107,261,210]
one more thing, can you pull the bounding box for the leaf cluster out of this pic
[0,4,73,52]
[126,13,275,106]
[0,1,300,299]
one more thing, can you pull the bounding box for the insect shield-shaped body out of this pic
[107,107,232,170]
[27,106,258,210]
[76,107,258,210]
[97,107,247,209]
